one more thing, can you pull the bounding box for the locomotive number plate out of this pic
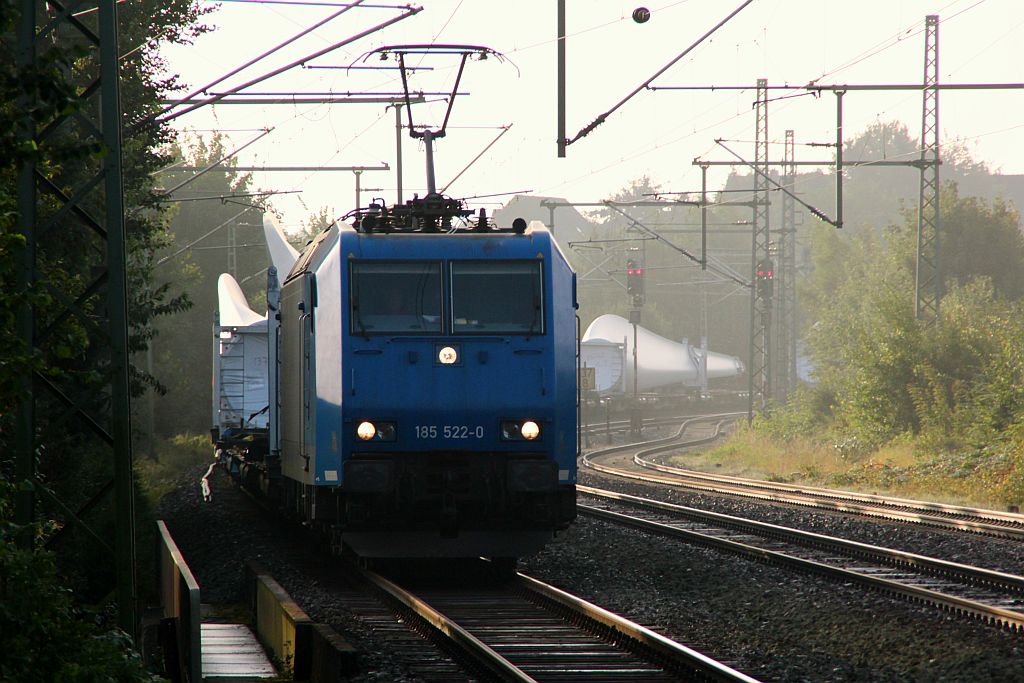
[415,425,485,439]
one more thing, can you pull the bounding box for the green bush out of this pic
[752,386,833,442]
[0,480,161,682]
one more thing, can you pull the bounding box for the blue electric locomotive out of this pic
[212,43,577,560]
[270,208,578,558]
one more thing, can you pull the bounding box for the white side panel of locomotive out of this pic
[310,242,343,485]
[278,226,339,486]
[278,275,308,482]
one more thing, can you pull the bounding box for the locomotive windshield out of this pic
[350,262,442,334]
[451,261,544,335]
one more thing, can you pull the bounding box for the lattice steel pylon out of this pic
[774,130,797,400]
[749,78,772,417]
[15,0,137,637]
[916,15,941,323]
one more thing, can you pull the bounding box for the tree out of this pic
[796,181,1024,452]
[151,134,266,437]
[909,183,1024,300]
[1,480,157,682]
[0,0,214,622]
[291,205,335,249]
[575,176,749,363]
[802,224,922,445]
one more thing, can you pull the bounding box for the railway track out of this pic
[578,486,1024,632]
[582,414,1024,540]
[360,561,760,682]
[224,454,754,680]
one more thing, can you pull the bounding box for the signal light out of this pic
[755,259,774,300]
[626,259,645,297]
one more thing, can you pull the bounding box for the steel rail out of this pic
[578,490,1024,632]
[364,568,536,682]
[226,447,758,678]
[581,413,741,464]
[581,412,734,436]
[635,455,1024,535]
[362,563,760,681]
[514,573,762,682]
[581,415,1024,540]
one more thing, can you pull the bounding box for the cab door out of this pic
[300,273,317,465]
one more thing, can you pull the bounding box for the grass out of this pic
[136,433,216,505]
[680,428,1021,511]
[679,430,851,481]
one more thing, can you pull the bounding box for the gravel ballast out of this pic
[158,462,1024,681]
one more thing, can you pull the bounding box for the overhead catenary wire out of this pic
[155,190,302,203]
[166,0,366,118]
[715,139,840,228]
[566,0,755,147]
[156,207,253,266]
[157,128,274,197]
[549,3,995,199]
[156,1,1018,226]
[441,124,512,194]
[214,0,404,6]
[602,202,749,288]
[142,5,422,132]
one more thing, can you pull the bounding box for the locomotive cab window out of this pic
[351,262,442,334]
[450,261,544,335]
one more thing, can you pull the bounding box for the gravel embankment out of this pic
[159,463,1024,682]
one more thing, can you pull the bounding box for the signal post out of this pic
[627,256,645,437]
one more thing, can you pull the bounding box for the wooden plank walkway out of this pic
[201,623,276,682]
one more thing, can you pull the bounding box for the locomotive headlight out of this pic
[500,419,542,441]
[356,421,377,440]
[356,420,397,442]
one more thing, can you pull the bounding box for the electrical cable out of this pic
[566,0,755,146]
[141,6,422,132]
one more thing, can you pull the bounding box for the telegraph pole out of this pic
[776,130,798,400]
[17,0,138,637]
[664,13,1024,335]
[750,78,772,420]
[917,15,941,324]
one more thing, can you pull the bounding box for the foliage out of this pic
[800,223,922,447]
[150,133,266,436]
[0,0,90,420]
[705,424,1024,509]
[900,183,1024,299]
[572,175,749,365]
[756,119,1024,500]
[0,0,212,668]
[750,386,832,443]
[291,205,335,249]
[0,480,161,682]
[136,433,215,504]
[693,422,855,483]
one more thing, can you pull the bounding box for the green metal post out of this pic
[15,0,37,548]
[99,0,138,638]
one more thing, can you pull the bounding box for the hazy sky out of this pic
[159,0,1024,230]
